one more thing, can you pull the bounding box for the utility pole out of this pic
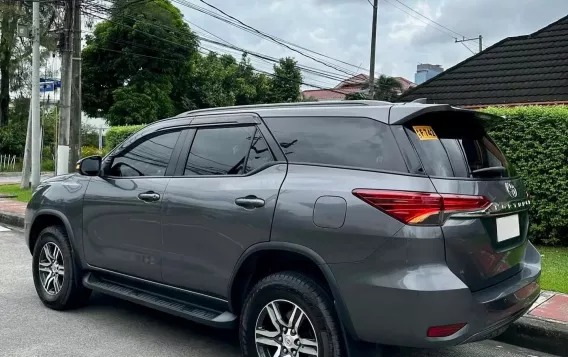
[69,0,82,172]
[31,0,41,189]
[368,0,379,100]
[20,101,32,189]
[455,35,484,54]
[57,0,74,175]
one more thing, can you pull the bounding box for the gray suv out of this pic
[25,101,541,357]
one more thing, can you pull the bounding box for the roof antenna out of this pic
[411,98,428,104]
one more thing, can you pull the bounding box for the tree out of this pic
[345,92,368,100]
[0,1,59,126]
[82,0,198,125]
[362,75,403,101]
[271,57,302,102]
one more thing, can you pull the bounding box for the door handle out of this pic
[138,192,161,202]
[235,196,265,209]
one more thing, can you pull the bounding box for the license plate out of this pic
[496,214,520,242]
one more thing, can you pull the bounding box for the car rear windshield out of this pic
[404,111,516,178]
[263,116,409,173]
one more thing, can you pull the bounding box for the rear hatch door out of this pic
[401,109,530,292]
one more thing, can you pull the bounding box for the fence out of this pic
[0,155,18,171]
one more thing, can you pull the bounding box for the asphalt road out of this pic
[0,226,558,357]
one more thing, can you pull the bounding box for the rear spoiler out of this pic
[389,104,475,125]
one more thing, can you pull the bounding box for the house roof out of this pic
[335,74,369,88]
[302,87,360,101]
[398,15,568,107]
[304,74,416,101]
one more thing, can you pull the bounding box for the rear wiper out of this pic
[471,166,507,176]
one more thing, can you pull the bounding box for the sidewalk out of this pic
[0,197,25,227]
[0,197,566,355]
[0,172,54,185]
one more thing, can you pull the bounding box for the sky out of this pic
[178,0,568,89]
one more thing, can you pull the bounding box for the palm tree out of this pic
[361,75,403,101]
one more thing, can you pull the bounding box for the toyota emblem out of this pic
[505,182,518,198]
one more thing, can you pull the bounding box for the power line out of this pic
[80,7,349,92]
[180,0,359,77]
[391,0,465,38]
[460,41,476,55]
[84,1,353,84]
[382,0,457,40]
[176,0,370,72]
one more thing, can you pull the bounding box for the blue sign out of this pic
[40,81,54,93]
[40,78,61,89]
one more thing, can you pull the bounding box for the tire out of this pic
[240,271,342,357]
[32,225,91,310]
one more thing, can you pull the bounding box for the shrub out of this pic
[81,146,102,158]
[481,105,568,245]
[104,125,144,151]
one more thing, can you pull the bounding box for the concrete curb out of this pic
[0,210,24,229]
[496,316,568,356]
[1,209,567,355]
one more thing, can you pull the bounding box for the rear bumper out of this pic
[328,241,541,348]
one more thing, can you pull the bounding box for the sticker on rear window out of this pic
[413,126,438,140]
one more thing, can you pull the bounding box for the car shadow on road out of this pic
[81,292,241,354]
[79,293,520,357]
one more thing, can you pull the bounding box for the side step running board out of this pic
[83,272,237,329]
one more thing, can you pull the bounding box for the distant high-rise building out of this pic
[415,64,444,85]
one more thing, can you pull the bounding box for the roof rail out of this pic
[183,100,392,116]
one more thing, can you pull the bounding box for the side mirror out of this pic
[76,156,101,176]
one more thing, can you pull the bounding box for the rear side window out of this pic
[405,111,515,178]
[264,116,408,173]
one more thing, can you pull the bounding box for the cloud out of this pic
[180,0,568,88]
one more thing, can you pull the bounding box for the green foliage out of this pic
[345,92,368,101]
[362,75,403,101]
[0,184,32,202]
[105,125,144,151]
[481,106,568,245]
[81,146,103,158]
[271,57,302,102]
[82,0,197,124]
[537,246,568,293]
[81,124,100,148]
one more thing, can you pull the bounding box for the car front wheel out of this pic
[240,271,342,357]
[32,225,91,310]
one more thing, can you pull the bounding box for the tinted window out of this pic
[185,126,256,176]
[405,112,514,178]
[109,130,181,177]
[264,116,407,172]
[246,129,274,173]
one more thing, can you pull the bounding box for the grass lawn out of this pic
[537,245,568,294]
[0,184,32,203]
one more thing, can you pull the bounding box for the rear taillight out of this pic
[427,323,467,338]
[352,189,490,225]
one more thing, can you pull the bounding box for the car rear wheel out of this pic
[240,272,342,357]
[32,226,91,310]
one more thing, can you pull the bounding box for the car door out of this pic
[83,128,188,282]
[161,114,287,297]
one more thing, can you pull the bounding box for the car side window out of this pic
[108,130,181,177]
[184,126,257,176]
[245,128,275,173]
[263,116,408,172]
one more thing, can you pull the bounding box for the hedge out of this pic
[104,125,144,151]
[482,105,568,245]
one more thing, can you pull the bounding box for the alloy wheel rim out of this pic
[38,242,65,295]
[255,299,318,357]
